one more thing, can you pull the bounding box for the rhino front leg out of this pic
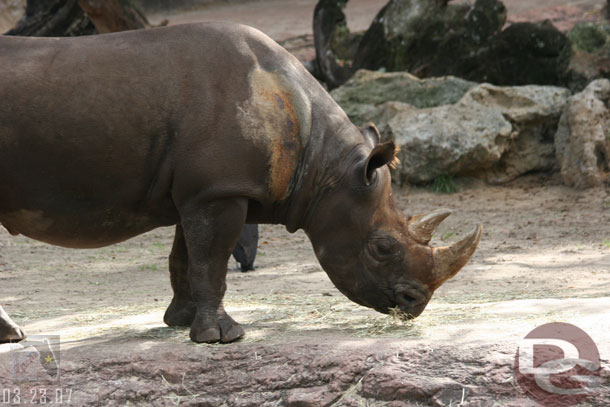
[0,305,26,343]
[179,197,247,343]
[164,224,197,327]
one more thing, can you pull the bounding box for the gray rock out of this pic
[331,70,477,125]
[556,79,610,188]
[471,84,570,184]
[367,83,570,184]
[374,99,511,184]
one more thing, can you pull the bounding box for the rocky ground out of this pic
[1,0,610,406]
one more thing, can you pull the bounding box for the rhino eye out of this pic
[367,236,402,262]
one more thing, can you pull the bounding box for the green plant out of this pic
[432,173,457,193]
[441,231,455,241]
[603,238,610,248]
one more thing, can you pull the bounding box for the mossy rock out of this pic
[568,22,610,54]
[354,0,506,77]
[560,22,610,92]
[331,70,477,124]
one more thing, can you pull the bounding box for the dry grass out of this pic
[11,289,577,345]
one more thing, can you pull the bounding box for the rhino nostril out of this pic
[395,287,428,308]
[393,287,429,318]
[396,291,417,307]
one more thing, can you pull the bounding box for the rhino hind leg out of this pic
[232,224,259,272]
[0,305,26,343]
[178,197,247,344]
[164,224,197,327]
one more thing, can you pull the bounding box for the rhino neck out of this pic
[283,106,363,234]
[281,126,324,233]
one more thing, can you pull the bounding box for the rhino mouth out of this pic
[348,285,430,317]
[391,283,431,318]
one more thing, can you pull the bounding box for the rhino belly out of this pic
[0,146,179,248]
[0,205,177,249]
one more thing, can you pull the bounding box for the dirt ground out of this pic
[1,175,609,405]
[1,1,610,406]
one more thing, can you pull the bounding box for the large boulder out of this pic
[333,0,568,87]
[336,78,571,184]
[354,0,501,75]
[560,22,610,92]
[555,79,610,188]
[373,99,512,184]
[330,70,477,124]
[474,21,568,86]
[354,0,504,74]
[474,85,571,184]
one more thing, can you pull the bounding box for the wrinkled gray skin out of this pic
[0,22,480,344]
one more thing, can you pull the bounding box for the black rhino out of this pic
[0,22,481,343]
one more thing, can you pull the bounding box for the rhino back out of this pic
[0,23,315,247]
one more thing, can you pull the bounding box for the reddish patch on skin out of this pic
[260,88,301,201]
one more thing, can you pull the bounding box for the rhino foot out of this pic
[190,313,244,344]
[0,325,26,344]
[164,298,196,327]
[240,264,255,273]
[0,306,26,343]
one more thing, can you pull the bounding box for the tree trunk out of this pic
[5,0,95,36]
[313,0,357,89]
[77,0,148,34]
[5,0,149,36]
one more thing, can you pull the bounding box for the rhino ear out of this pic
[361,122,381,148]
[363,141,399,185]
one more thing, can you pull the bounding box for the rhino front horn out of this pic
[432,225,482,283]
[408,208,452,244]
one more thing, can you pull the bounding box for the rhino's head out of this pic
[306,123,482,317]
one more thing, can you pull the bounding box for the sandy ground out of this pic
[146,0,607,40]
[1,0,610,405]
[147,0,387,41]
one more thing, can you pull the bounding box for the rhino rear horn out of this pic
[432,225,482,283]
[407,208,452,244]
